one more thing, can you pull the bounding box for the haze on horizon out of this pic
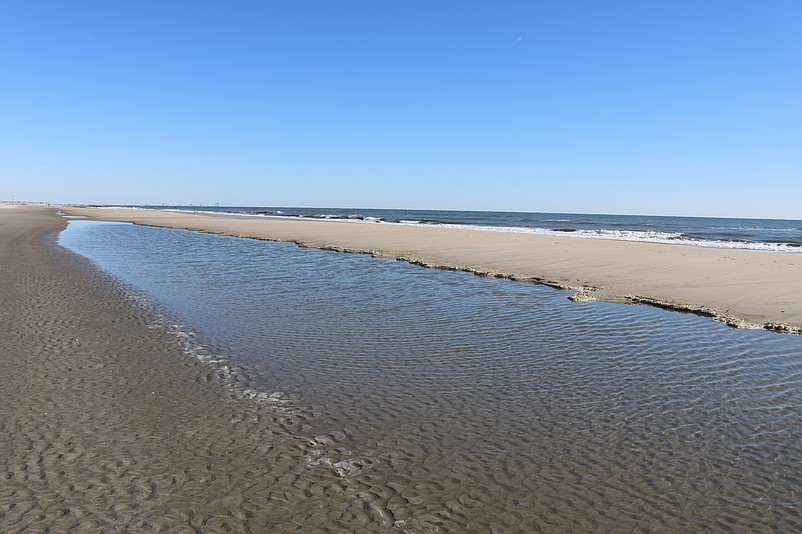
[1,1,800,219]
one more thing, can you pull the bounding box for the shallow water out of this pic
[59,220,802,531]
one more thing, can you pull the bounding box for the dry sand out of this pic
[0,206,401,531]
[63,206,802,333]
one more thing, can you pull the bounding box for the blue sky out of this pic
[1,1,800,218]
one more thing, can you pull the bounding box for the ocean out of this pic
[58,217,802,531]
[112,205,802,252]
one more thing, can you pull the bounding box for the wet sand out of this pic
[0,206,397,531]
[63,206,802,333]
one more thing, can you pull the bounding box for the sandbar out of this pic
[61,206,802,333]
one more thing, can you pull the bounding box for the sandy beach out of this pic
[5,204,802,532]
[63,206,802,333]
[0,206,398,531]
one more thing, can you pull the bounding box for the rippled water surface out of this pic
[60,220,802,531]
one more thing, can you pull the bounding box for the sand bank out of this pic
[0,207,400,531]
[63,206,802,333]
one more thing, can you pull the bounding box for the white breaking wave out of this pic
[391,221,801,253]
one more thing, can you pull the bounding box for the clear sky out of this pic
[1,1,800,218]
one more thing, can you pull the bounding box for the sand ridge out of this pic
[63,206,802,334]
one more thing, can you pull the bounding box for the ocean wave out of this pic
[392,221,802,253]
[348,215,383,222]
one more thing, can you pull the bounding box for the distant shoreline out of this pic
[61,205,802,334]
[68,204,802,253]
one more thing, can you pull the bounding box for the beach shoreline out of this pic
[61,205,802,334]
[5,205,802,531]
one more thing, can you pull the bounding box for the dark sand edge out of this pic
[61,206,802,335]
[0,207,397,531]
[296,241,802,334]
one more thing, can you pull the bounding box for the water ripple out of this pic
[59,220,802,531]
